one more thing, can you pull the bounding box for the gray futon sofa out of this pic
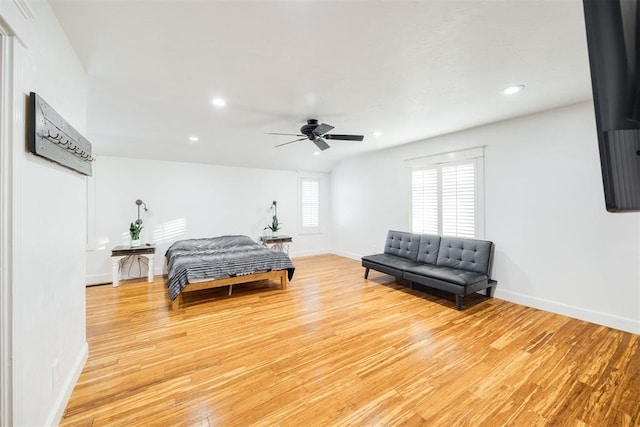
[361,230,497,310]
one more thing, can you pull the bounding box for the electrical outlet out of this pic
[52,359,59,391]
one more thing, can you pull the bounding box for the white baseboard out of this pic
[290,248,331,258]
[45,341,88,427]
[85,273,111,285]
[496,289,640,335]
[326,251,639,335]
[330,249,361,261]
[86,267,166,286]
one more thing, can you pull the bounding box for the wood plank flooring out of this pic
[61,254,640,426]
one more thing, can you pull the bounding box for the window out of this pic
[411,168,439,234]
[409,149,483,238]
[300,178,320,229]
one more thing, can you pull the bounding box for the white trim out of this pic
[404,146,485,168]
[495,289,640,335]
[0,0,31,49]
[86,273,113,286]
[11,0,35,20]
[299,177,320,233]
[0,30,14,427]
[330,249,361,262]
[330,247,639,334]
[475,157,486,239]
[290,248,331,258]
[329,247,640,334]
[44,343,88,427]
[408,154,485,239]
[87,262,165,286]
[86,173,96,250]
[297,171,324,235]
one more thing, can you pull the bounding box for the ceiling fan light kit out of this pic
[269,119,364,151]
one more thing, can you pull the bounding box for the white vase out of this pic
[131,239,141,247]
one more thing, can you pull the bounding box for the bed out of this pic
[165,235,295,309]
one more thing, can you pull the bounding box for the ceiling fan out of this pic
[268,119,364,151]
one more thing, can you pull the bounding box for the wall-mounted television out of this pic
[583,0,640,212]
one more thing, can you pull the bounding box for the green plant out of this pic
[264,200,282,233]
[129,221,143,240]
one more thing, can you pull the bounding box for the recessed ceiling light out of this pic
[501,85,525,95]
[211,97,226,107]
[373,131,382,137]
[313,151,320,156]
[188,136,199,142]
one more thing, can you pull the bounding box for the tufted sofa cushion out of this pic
[404,264,488,286]
[436,236,494,274]
[383,230,421,261]
[361,253,421,272]
[416,234,441,264]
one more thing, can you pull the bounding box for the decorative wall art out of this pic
[28,92,94,176]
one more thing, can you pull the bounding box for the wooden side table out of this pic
[111,244,156,287]
[260,235,292,254]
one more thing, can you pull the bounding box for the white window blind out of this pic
[301,178,319,228]
[442,163,475,237]
[411,169,438,234]
[411,161,476,238]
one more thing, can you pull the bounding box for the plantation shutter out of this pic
[411,169,438,234]
[441,163,475,237]
[301,178,319,228]
[411,160,476,237]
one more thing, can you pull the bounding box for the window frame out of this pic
[406,147,485,239]
[298,175,321,235]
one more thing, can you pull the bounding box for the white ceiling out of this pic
[50,0,592,173]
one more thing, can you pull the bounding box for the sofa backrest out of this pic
[436,236,494,275]
[416,234,441,264]
[383,230,421,261]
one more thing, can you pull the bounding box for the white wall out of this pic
[2,0,89,425]
[331,102,640,335]
[87,157,331,284]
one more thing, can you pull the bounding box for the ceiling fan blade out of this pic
[275,137,307,147]
[312,123,335,136]
[324,134,365,141]
[313,137,330,151]
[267,132,304,137]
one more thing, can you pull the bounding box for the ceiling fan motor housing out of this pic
[301,119,319,139]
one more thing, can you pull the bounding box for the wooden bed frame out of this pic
[171,269,288,310]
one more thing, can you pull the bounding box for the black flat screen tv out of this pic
[583,0,640,212]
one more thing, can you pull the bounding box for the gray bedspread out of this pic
[165,235,295,300]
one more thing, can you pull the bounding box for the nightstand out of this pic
[111,244,156,287]
[260,235,292,254]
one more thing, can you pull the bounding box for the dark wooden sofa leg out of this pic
[364,268,370,279]
[486,280,497,298]
[455,295,463,310]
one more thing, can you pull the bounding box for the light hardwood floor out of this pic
[61,254,640,426]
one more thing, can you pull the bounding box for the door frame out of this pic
[0,28,15,427]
